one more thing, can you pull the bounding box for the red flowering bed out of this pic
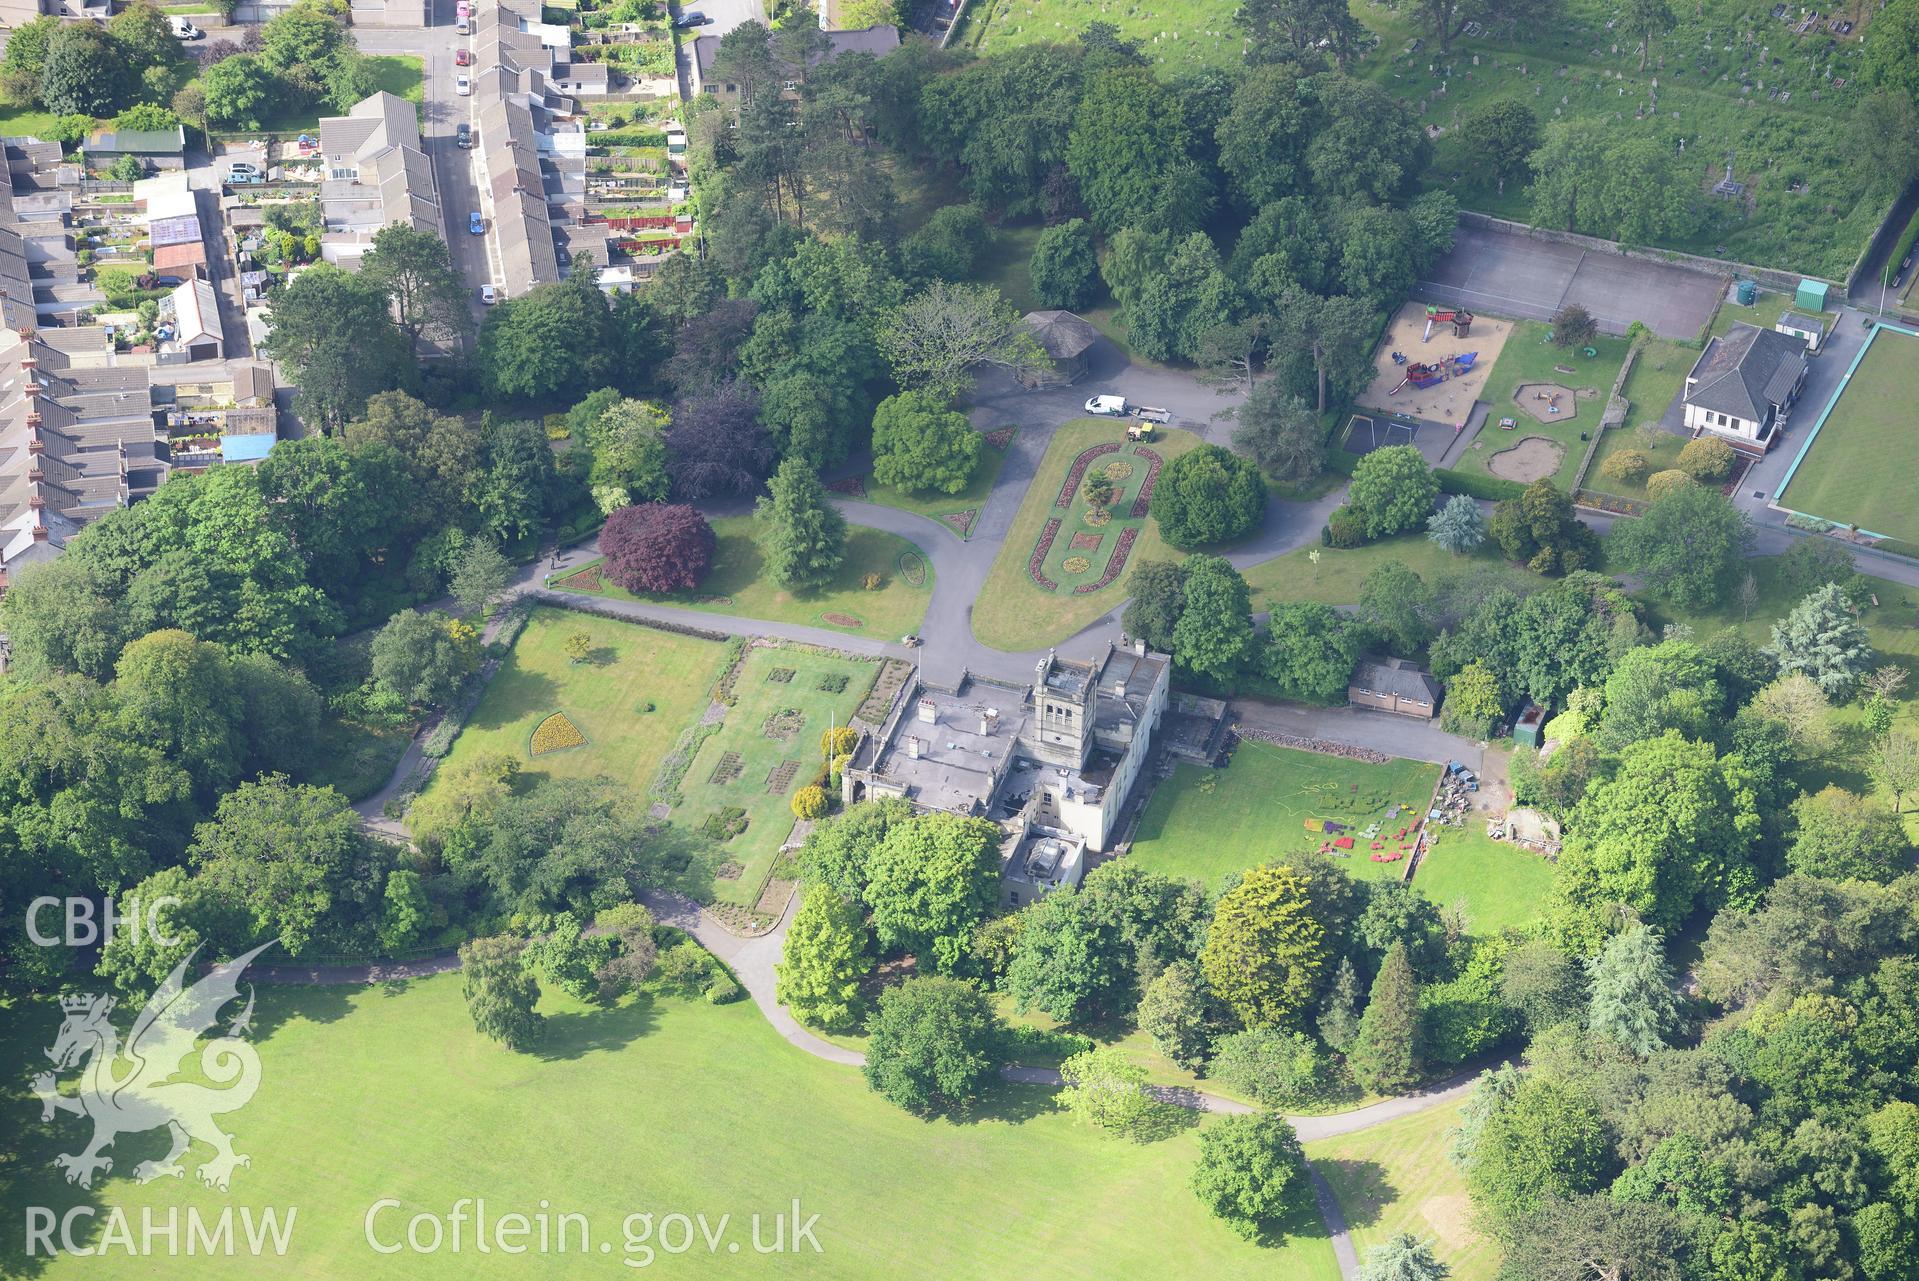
[1057,442,1120,509]
[1074,526,1138,594]
[1029,517,1063,590]
[941,509,976,536]
[1069,531,1102,552]
[984,427,1017,451]
[1129,446,1164,519]
[827,476,867,497]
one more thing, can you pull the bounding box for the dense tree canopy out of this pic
[1151,445,1267,547]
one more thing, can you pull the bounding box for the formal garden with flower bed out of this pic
[671,646,880,908]
[974,420,1206,651]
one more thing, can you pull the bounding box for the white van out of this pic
[169,14,202,37]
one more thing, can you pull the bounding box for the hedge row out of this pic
[1436,468,1527,503]
[592,128,669,149]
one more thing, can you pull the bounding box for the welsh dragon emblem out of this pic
[32,940,277,1192]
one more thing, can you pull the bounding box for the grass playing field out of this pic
[430,607,727,795]
[1777,325,1919,543]
[972,419,1207,652]
[1305,1100,1500,1281]
[552,515,934,640]
[1128,744,1440,891]
[0,977,1338,1280]
[674,646,879,908]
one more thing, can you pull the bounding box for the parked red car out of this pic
[455,47,472,65]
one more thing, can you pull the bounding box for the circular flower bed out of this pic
[897,550,928,587]
[530,710,588,756]
[1084,508,1111,527]
[820,612,865,628]
[1062,555,1091,574]
[1102,460,1134,481]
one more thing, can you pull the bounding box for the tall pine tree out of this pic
[1317,956,1364,1053]
[755,456,846,591]
[1584,922,1681,1056]
[1349,941,1421,1093]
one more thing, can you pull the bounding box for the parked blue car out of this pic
[468,211,485,235]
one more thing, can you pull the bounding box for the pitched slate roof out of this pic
[1349,656,1441,704]
[0,329,160,575]
[1684,323,1808,422]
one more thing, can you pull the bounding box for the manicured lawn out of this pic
[1451,320,1629,493]
[552,516,934,640]
[1411,821,1557,936]
[972,419,1206,651]
[430,606,725,793]
[1242,534,1543,608]
[674,646,879,908]
[1353,0,1887,279]
[1777,325,1919,542]
[1129,744,1440,891]
[1,976,1338,1280]
[0,107,74,139]
[1306,1101,1500,1281]
[856,430,1014,540]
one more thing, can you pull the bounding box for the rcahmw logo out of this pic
[25,939,299,1259]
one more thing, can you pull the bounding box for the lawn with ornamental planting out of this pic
[972,419,1205,651]
[1128,743,1441,891]
[672,645,879,909]
[428,607,726,795]
[551,516,933,639]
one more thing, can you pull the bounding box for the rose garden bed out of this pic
[1025,441,1162,594]
[976,420,1206,652]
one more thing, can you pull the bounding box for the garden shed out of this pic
[1020,310,1099,387]
[1796,279,1830,313]
[1776,311,1826,353]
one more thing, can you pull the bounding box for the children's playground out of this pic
[1355,301,1513,425]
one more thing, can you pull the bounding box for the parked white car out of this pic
[455,73,471,96]
[480,284,498,306]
